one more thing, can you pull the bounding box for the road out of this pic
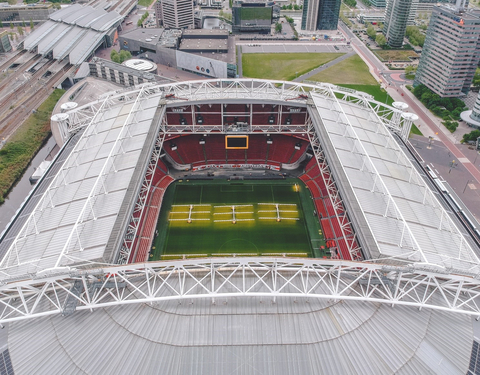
[338,21,480,186]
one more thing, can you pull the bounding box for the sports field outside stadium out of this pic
[151,179,326,260]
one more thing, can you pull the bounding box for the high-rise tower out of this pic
[383,0,418,48]
[414,2,480,97]
[301,0,341,31]
[155,0,194,29]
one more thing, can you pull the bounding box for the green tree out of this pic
[22,20,25,28]
[375,33,387,47]
[9,22,13,30]
[110,50,120,63]
[17,26,23,36]
[275,22,282,33]
[119,49,132,63]
[30,19,34,30]
[366,24,376,39]
[462,129,480,143]
[0,20,3,28]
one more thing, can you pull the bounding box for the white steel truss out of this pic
[321,87,428,262]
[306,117,362,261]
[64,79,406,137]
[117,125,166,264]
[2,258,480,324]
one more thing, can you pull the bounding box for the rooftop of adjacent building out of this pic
[434,4,480,21]
[182,29,229,38]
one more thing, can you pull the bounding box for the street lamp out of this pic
[463,179,471,194]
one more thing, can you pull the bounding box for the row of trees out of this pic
[406,26,425,47]
[0,19,34,30]
[281,4,302,10]
[110,49,132,64]
[137,11,149,27]
[344,0,357,7]
[365,23,387,48]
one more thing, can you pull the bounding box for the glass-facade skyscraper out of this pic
[301,0,341,31]
[383,0,418,48]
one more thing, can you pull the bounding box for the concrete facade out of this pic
[0,3,54,22]
[415,6,480,97]
[155,0,194,29]
[89,58,158,87]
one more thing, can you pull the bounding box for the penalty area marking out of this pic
[169,204,212,223]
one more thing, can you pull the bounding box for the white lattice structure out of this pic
[0,78,478,327]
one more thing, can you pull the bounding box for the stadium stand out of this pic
[128,161,174,263]
[163,134,307,167]
[300,158,360,262]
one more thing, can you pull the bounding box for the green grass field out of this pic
[373,50,418,62]
[307,54,378,85]
[152,179,325,260]
[307,56,422,136]
[242,52,344,81]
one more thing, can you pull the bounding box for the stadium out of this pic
[0,79,480,373]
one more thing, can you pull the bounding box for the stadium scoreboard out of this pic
[226,135,249,149]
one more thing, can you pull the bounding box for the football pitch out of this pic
[151,179,326,260]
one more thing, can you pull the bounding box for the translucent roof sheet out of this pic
[49,4,84,21]
[37,23,72,56]
[23,20,58,50]
[61,5,97,25]
[0,93,162,277]
[68,29,107,65]
[90,11,123,31]
[24,5,121,65]
[310,92,480,272]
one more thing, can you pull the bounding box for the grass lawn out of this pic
[152,179,325,260]
[373,50,418,62]
[242,52,344,81]
[138,0,154,6]
[0,89,65,203]
[307,54,378,85]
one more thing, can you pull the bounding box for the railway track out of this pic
[0,54,41,94]
[0,50,26,72]
[0,59,56,120]
[0,63,73,139]
[120,0,137,15]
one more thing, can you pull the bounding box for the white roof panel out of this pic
[311,92,480,272]
[0,92,162,278]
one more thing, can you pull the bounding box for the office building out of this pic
[154,0,194,29]
[383,0,418,48]
[0,31,11,53]
[414,3,480,97]
[232,1,273,33]
[301,0,341,31]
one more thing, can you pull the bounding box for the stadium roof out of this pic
[309,92,480,273]
[1,79,480,374]
[7,287,473,374]
[1,79,478,280]
[23,5,122,65]
[0,88,163,278]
